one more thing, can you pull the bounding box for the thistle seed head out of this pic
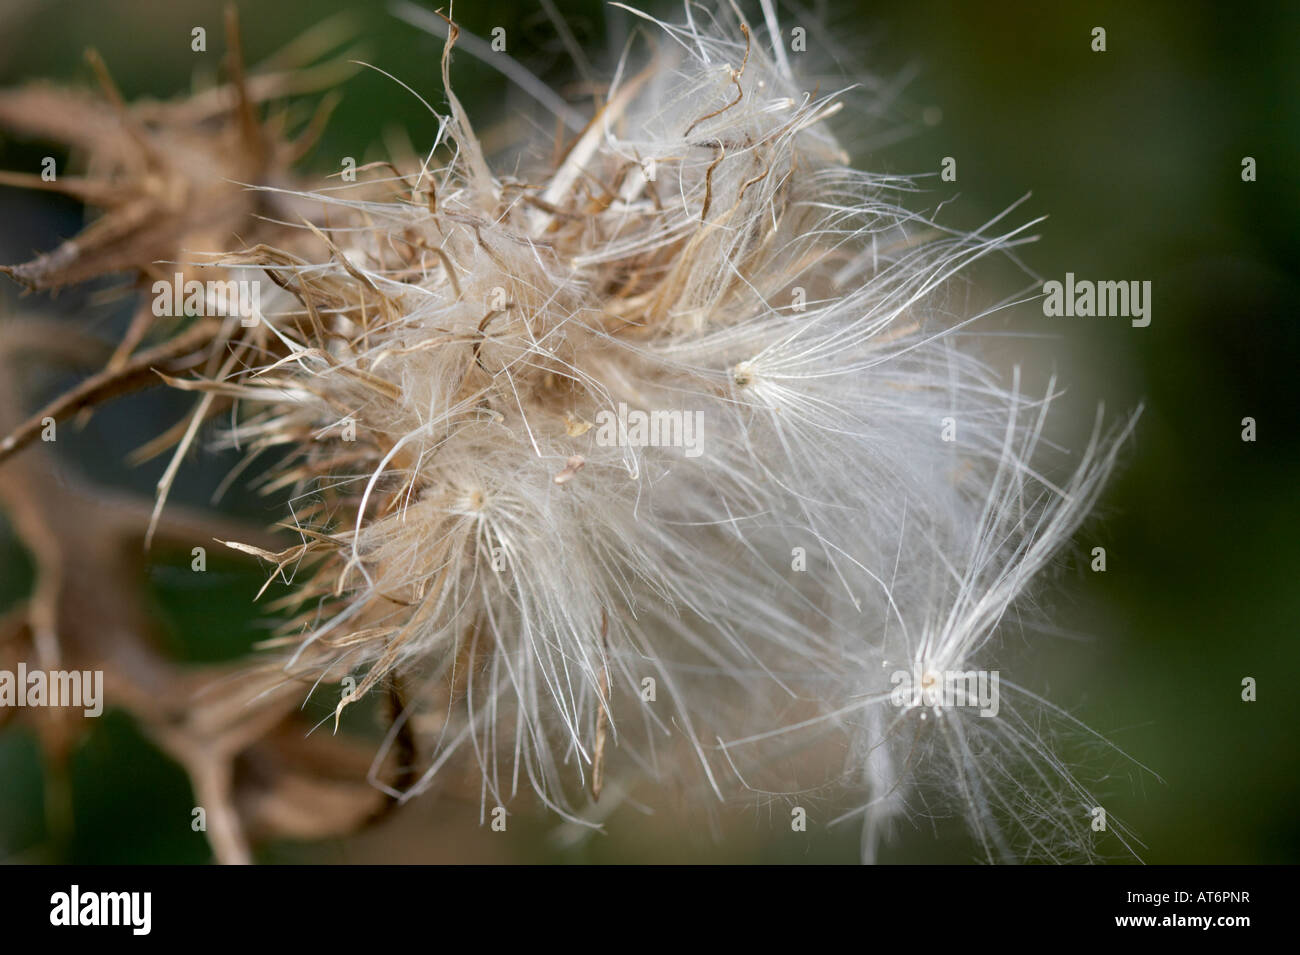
[155,4,1147,858]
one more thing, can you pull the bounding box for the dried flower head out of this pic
[2,2,1149,862]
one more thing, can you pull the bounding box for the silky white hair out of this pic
[193,1,1146,861]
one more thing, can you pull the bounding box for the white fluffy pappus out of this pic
[187,1,1150,858]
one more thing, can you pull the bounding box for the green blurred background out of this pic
[0,0,1296,863]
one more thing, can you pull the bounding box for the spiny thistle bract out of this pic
[160,3,1144,861]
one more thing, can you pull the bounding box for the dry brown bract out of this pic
[0,7,405,864]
